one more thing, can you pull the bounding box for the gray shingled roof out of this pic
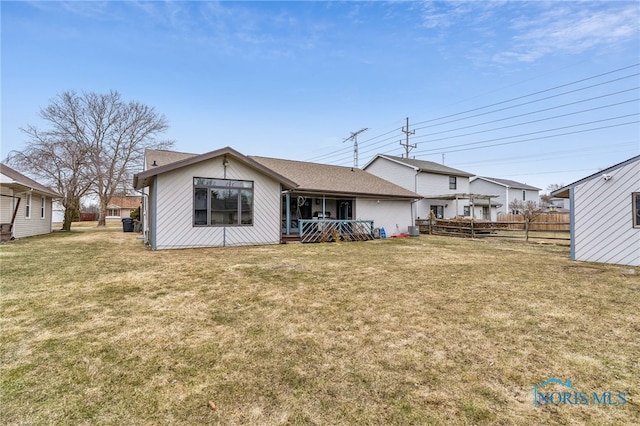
[250,156,420,199]
[145,149,198,168]
[0,163,60,197]
[473,176,541,191]
[134,147,297,190]
[137,149,420,199]
[369,154,474,177]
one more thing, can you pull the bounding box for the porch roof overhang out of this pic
[423,193,500,201]
[0,181,60,198]
[0,165,61,198]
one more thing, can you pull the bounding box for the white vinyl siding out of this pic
[469,179,540,214]
[364,157,418,192]
[365,157,473,220]
[152,156,282,249]
[11,192,53,238]
[0,187,13,223]
[573,158,640,266]
[356,199,413,234]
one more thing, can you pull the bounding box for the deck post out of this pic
[285,192,291,235]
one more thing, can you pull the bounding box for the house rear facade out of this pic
[363,154,499,221]
[134,147,421,250]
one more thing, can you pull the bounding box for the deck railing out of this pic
[299,219,374,243]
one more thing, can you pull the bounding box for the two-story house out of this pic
[469,177,540,214]
[363,154,499,221]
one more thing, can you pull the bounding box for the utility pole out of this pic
[399,116,416,158]
[343,128,368,168]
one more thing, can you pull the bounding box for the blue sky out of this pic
[2,1,639,190]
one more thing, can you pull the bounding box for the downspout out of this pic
[414,170,419,222]
[151,176,157,250]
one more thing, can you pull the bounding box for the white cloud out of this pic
[493,3,640,63]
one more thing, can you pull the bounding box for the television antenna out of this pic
[343,128,368,168]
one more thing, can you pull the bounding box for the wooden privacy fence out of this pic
[497,213,570,231]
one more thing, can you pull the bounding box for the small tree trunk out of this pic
[525,220,530,242]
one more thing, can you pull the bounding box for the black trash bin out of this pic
[122,217,134,232]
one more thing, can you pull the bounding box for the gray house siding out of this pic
[572,158,640,266]
[356,199,413,234]
[469,178,539,214]
[151,156,282,250]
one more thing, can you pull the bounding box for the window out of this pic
[25,194,31,219]
[40,196,46,219]
[634,193,640,228]
[463,206,470,216]
[107,208,121,217]
[522,190,526,201]
[449,176,457,190]
[194,178,253,226]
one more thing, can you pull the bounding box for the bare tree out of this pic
[540,183,564,206]
[508,199,545,242]
[26,91,172,226]
[8,91,172,227]
[6,128,93,231]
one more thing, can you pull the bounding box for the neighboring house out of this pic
[51,200,65,224]
[133,147,421,250]
[0,163,60,241]
[546,197,570,213]
[363,154,500,221]
[552,155,640,267]
[106,196,142,220]
[470,177,541,214]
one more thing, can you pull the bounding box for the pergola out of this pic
[423,193,501,219]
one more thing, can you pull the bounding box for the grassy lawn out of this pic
[1,226,638,425]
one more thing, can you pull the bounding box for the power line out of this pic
[302,63,640,165]
[413,97,639,146]
[411,64,640,127]
[414,118,638,155]
[411,73,639,133]
[413,88,638,140]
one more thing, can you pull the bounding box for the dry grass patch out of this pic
[1,227,639,425]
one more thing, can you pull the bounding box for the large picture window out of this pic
[634,192,640,229]
[194,178,253,226]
